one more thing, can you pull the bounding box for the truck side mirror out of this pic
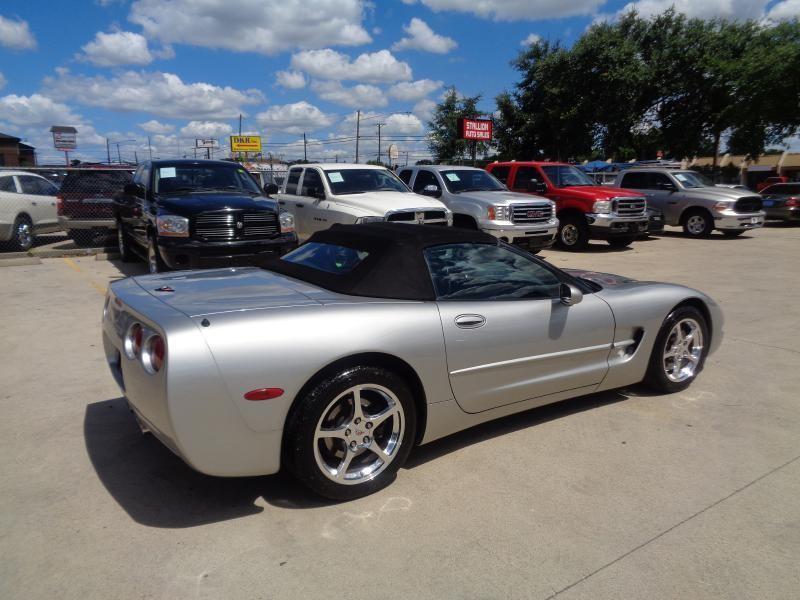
[421,184,442,198]
[263,183,279,196]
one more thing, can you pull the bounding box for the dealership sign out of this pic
[458,118,492,141]
[50,125,78,150]
[195,138,219,149]
[230,135,262,152]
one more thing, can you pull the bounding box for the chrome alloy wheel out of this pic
[313,383,405,485]
[685,214,708,235]
[561,223,579,245]
[662,318,704,382]
[15,220,33,250]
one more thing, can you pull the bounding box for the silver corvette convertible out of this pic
[102,223,723,500]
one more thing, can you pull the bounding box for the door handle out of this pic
[455,314,486,329]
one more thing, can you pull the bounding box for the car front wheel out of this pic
[682,209,714,237]
[284,366,416,500]
[644,306,709,393]
[10,215,33,251]
[557,215,589,251]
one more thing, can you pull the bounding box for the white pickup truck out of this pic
[275,163,451,242]
[398,165,557,253]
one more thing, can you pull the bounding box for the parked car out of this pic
[756,176,789,193]
[759,183,800,223]
[103,222,723,500]
[613,168,765,237]
[114,159,297,273]
[276,163,451,242]
[57,168,134,246]
[398,164,557,253]
[0,170,60,251]
[486,161,648,251]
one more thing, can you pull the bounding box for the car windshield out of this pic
[540,165,595,187]
[672,171,713,188]
[154,164,262,195]
[440,169,505,193]
[323,168,409,195]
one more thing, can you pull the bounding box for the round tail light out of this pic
[124,323,144,359]
[142,335,165,374]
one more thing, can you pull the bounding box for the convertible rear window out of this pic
[280,242,369,274]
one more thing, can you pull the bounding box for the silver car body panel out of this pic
[103,266,723,477]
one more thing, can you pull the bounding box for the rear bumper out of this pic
[714,211,765,230]
[157,233,298,269]
[586,213,648,238]
[59,216,116,230]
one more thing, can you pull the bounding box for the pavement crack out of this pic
[729,336,800,356]
[544,452,800,600]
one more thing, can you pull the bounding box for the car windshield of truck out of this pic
[440,170,505,193]
[154,164,262,195]
[541,165,594,187]
[672,171,713,188]
[323,169,409,195]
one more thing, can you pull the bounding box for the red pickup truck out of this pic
[486,161,649,250]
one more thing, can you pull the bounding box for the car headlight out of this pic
[713,201,732,211]
[593,200,612,214]
[488,205,511,221]
[279,211,295,234]
[156,214,189,237]
[355,216,385,224]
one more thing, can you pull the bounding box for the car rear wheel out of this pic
[607,236,636,248]
[644,306,709,393]
[556,215,589,251]
[284,366,416,500]
[682,209,713,237]
[147,236,167,273]
[10,215,33,251]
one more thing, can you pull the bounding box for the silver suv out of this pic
[614,168,765,237]
[398,165,557,253]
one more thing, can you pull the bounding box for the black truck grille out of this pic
[386,210,449,225]
[734,196,763,213]
[194,211,279,241]
[613,197,646,216]
[511,204,553,224]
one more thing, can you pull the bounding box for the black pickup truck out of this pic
[114,159,297,273]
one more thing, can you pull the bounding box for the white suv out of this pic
[0,170,60,251]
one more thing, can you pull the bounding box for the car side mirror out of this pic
[559,282,583,306]
[263,183,279,196]
[123,183,143,198]
[421,184,442,198]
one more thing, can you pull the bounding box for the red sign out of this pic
[459,118,492,141]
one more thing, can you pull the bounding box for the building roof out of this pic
[0,132,22,143]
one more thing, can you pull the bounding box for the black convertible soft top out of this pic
[265,223,499,301]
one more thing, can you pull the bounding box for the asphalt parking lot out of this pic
[2,224,799,600]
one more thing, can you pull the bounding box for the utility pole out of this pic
[134,150,138,164]
[148,136,152,160]
[376,123,385,164]
[239,114,242,135]
[106,138,111,165]
[303,132,307,161]
[355,110,360,164]
[116,143,122,164]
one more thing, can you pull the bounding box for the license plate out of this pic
[751,217,762,224]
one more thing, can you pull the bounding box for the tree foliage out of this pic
[427,87,491,163]
[495,10,800,162]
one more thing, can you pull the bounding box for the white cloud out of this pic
[179,120,233,138]
[609,0,769,20]
[290,49,412,83]
[138,119,174,134]
[80,31,156,66]
[413,98,437,122]
[392,18,457,54]
[766,0,800,20]
[384,113,424,135]
[521,33,541,46]
[413,0,605,21]
[0,15,36,50]
[129,0,371,55]
[256,101,335,134]
[388,79,443,102]
[0,93,83,127]
[276,70,307,89]
[311,80,387,108]
[0,72,6,90]
[43,69,264,119]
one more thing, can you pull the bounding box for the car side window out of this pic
[424,243,562,300]
[490,166,510,184]
[300,168,323,196]
[511,167,539,191]
[19,175,55,195]
[0,175,18,193]
[650,173,673,189]
[285,168,302,195]
[412,170,438,193]
[398,169,412,185]
[620,172,647,189]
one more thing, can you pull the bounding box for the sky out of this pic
[1,0,798,165]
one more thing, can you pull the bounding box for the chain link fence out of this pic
[1,166,133,251]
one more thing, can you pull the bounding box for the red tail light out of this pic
[144,335,165,374]
[786,197,799,207]
[125,323,144,359]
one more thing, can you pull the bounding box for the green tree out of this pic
[427,87,490,163]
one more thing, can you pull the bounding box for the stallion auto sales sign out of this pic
[458,118,492,141]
